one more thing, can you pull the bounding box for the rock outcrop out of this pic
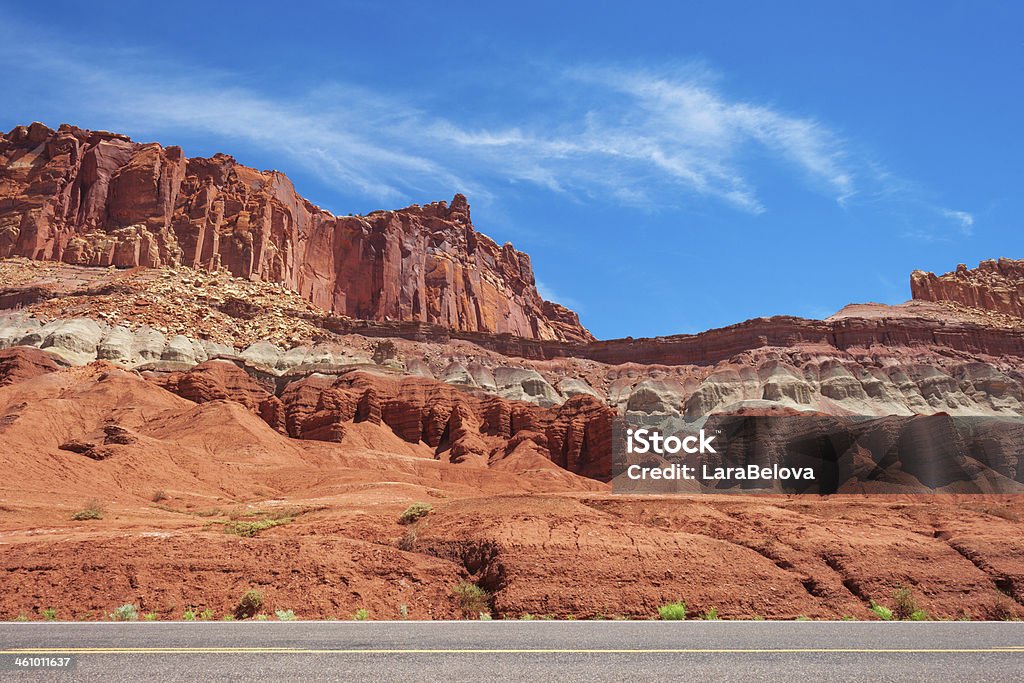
[912,258,1024,319]
[0,122,593,342]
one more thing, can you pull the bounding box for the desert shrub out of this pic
[152,490,168,503]
[658,601,687,621]
[71,500,104,521]
[223,614,235,621]
[520,613,537,620]
[143,613,158,621]
[275,609,297,621]
[41,608,57,621]
[479,612,492,621]
[892,586,919,621]
[397,527,418,551]
[452,582,490,618]
[352,609,369,621]
[703,607,719,620]
[198,608,215,621]
[14,615,29,622]
[223,517,292,537]
[255,614,268,621]
[399,605,409,620]
[110,604,138,621]
[399,503,432,525]
[235,590,264,620]
[183,608,196,621]
[869,601,893,621]
[984,595,1019,621]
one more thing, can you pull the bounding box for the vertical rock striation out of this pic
[0,122,593,342]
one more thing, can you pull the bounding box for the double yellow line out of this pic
[4,647,1024,654]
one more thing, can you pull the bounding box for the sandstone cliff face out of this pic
[912,259,1024,319]
[0,122,592,342]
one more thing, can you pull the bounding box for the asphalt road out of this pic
[2,621,1022,682]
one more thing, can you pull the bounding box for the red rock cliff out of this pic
[0,122,593,343]
[912,258,1024,319]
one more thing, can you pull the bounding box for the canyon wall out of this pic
[0,122,592,342]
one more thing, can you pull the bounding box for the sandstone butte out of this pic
[0,122,592,343]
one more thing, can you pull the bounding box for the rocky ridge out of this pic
[0,122,592,342]
[912,258,1024,319]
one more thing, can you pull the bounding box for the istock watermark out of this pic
[612,413,1024,495]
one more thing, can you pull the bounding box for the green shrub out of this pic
[183,608,196,621]
[399,503,432,525]
[223,517,292,537]
[275,609,297,621]
[222,614,235,621]
[520,613,537,620]
[869,601,893,621]
[110,604,138,621]
[703,607,719,620]
[909,610,930,621]
[198,608,215,621]
[478,612,492,621]
[795,616,811,621]
[452,582,490,618]
[235,589,264,620]
[352,609,369,621]
[399,605,409,620]
[143,613,158,621]
[71,500,104,521]
[255,614,268,621]
[41,607,57,621]
[658,601,687,621]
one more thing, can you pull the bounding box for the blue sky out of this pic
[1,1,1020,339]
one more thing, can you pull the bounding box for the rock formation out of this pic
[912,258,1024,319]
[0,122,592,342]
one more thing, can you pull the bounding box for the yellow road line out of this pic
[3,647,1024,654]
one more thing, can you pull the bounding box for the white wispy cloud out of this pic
[941,208,975,236]
[0,19,969,228]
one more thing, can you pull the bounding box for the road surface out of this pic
[2,620,1022,681]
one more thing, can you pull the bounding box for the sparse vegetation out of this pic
[479,612,492,620]
[255,614,269,621]
[520,613,537,620]
[71,500,104,521]
[198,608,215,621]
[352,609,369,621]
[397,527,418,551]
[399,502,433,525]
[110,604,139,621]
[702,607,719,620]
[143,612,158,621]
[41,607,57,621]
[275,609,297,621]
[235,590,264,620]
[223,516,293,537]
[223,614,235,621]
[869,601,893,621]
[183,608,196,621]
[893,586,928,621]
[399,605,409,620]
[452,582,490,618]
[152,489,168,503]
[14,615,29,622]
[658,601,687,621]
[984,595,1019,621]
[795,616,811,621]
